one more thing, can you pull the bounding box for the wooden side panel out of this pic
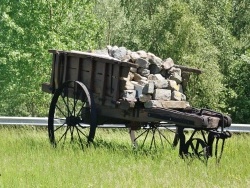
[79,57,93,89]
[93,61,106,94]
[105,63,113,97]
[65,56,79,83]
[112,64,120,102]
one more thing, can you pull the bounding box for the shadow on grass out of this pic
[91,138,177,159]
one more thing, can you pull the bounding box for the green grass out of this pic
[0,126,249,188]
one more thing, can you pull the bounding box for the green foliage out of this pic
[0,0,103,116]
[0,127,250,187]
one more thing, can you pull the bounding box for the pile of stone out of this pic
[93,45,201,109]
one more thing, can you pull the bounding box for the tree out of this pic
[0,0,103,116]
[117,0,225,110]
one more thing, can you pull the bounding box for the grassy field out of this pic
[0,126,249,188]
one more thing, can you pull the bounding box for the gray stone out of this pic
[139,94,152,102]
[154,80,169,89]
[128,72,134,81]
[142,82,154,94]
[110,45,118,56]
[138,68,150,77]
[148,74,165,81]
[171,91,186,101]
[162,58,174,70]
[137,50,148,59]
[149,64,162,74]
[135,58,149,68]
[122,90,136,101]
[106,45,112,55]
[113,46,127,60]
[169,72,182,84]
[153,89,171,100]
[144,100,163,108]
[148,53,162,66]
[121,54,131,62]
[132,82,144,97]
[138,80,149,86]
[168,67,181,76]
[130,67,137,73]
[168,80,179,91]
[126,50,132,56]
[159,69,167,78]
[133,73,147,82]
[130,52,140,61]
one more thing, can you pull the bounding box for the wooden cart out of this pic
[42,50,232,162]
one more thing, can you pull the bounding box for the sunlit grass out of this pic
[0,126,249,188]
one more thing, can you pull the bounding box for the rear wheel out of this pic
[48,81,97,149]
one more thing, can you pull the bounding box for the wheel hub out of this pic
[66,116,80,126]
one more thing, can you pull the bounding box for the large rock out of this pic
[137,50,148,59]
[112,46,127,60]
[154,80,169,89]
[144,100,163,108]
[171,91,186,101]
[122,90,136,101]
[142,82,154,94]
[168,80,179,91]
[132,81,144,97]
[130,52,141,62]
[162,58,174,70]
[138,68,150,77]
[153,89,171,100]
[149,64,162,74]
[169,72,182,84]
[135,58,149,68]
[133,73,147,82]
[148,74,165,81]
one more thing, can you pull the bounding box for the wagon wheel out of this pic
[131,123,173,150]
[48,80,97,149]
[185,138,209,162]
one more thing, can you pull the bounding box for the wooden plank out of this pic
[106,63,113,96]
[67,56,79,82]
[50,53,56,91]
[62,53,68,84]
[89,58,95,92]
[173,65,202,74]
[112,64,120,102]
[99,62,107,104]
[54,53,60,89]
[80,57,92,89]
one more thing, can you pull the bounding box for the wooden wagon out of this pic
[42,49,232,162]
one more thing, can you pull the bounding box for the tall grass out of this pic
[0,126,249,188]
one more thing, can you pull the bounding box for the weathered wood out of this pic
[62,53,68,84]
[49,49,138,68]
[99,62,107,104]
[173,64,202,74]
[112,64,120,102]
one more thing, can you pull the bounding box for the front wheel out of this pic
[48,81,97,149]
